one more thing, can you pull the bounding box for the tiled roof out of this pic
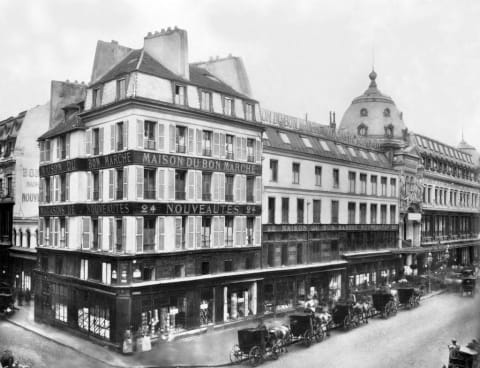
[263,126,393,169]
[38,108,84,140]
[94,49,253,100]
[413,133,474,166]
[0,111,26,141]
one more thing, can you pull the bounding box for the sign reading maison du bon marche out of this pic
[39,202,262,217]
[39,151,261,176]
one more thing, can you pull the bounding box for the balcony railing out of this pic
[225,194,234,202]
[115,243,124,252]
[176,144,186,153]
[175,191,186,200]
[145,139,156,150]
[93,191,99,201]
[116,142,124,151]
[144,190,156,200]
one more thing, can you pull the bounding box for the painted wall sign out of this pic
[39,202,261,217]
[262,224,399,233]
[39,150,261,177]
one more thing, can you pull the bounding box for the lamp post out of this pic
[427,252,433,294]
[445,246,450,268]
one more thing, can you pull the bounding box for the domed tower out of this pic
[338,70,409,156]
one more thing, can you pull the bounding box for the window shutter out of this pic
[99,127,104,154]
[196,129,202,155]
[254,216,261,246]
[158,123,165,151]
[157,169,165,200]
[218,216,225,247]
[109,218,114,251]
[136,166,144,200]
[234,217,241,246]
[98,218,103,250]
[87,172,92,201]
[39,218,44,246]
[213,132,220,157]
[169,124,176,153]
[241,137,247,161]
[187,171,195,200]
[195,217,201,249]
[56,138,60,159]
[99,170,104,200]
[158,217,165,251]
[82,217,90,249]
[187,216,195,249]
[234,175,240,203]
[123,167,129,200]
[235,137,241,161]
[39,178,45,203]
[136,217,143,253]
[212,217,218,247]
[66,173,70,201]
[123,120,128,149]
[256,138,261,163]
[54,176,59,202]
[168,169,175,200]
[85,129,92,156]
[255,176,262,203]
[121,217,127,250]
[241,217,247,246]
[240,175,246,203]
[220,133,226,158]
[136,119,144,149]
[212,173,218,201]
[109,170,115,200]
[219,173,225,202]
[40,142,44,162]
[66,134,70,158]
[175,217,182,249]
[188,128,195,154]
[110,125,115,151]
[195,171,202,201]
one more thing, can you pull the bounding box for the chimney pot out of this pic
[147,32,152,37]
[228,53,232,58]
[167,27,172,32]
[174,25,178,30]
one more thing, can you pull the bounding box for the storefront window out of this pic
[275,279,294,312]
[263,283,274,314]
[224,282,257,321]
[200,288,213,326]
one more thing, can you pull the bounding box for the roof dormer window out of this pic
[384,124,394,138]
[279,132,290,144]
[383,108,391,117]
[357,123,368,136]
[174,84,186,106]
[200,90,212,112]
[116,78,126,101]
[92,87,102,108]
[301,136,312,148]
[360,108,368,117]
[223,96,234,116]
[245,103,254,121]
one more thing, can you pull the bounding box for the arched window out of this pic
[360,108,368,117]
[385,125,394,138]
[26,230,31,248]
[383,108,391,117]
[36,229,39,246]
[13,229,16,246]
[19,230,23,247]
[358,124,368,136]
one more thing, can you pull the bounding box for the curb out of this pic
[5,318,233,368]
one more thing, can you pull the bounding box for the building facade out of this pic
[260,109,400,312]
[338,70,480,274]
[35,28,264,344]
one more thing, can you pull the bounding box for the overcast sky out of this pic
[1,0,479,149]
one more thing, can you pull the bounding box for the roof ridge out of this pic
[91,49,138,86]
[135,49,145,70]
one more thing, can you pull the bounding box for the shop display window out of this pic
[224,283,256,321]
[275,279,294,311]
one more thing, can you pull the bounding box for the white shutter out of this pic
[65,173,70,201]
[213,132,220,157]
[158,217,165,251]
[187,171,195,200]
[195,171,202,201]
[110,125,115,151]
[39,178,44,203]
[254,216,261,246]
[82,217,90,249]
[137,119,144,149]
[99,127,104,155]
[219,173,225,202]
[136,166,144,200]
[196,129,202,155]
[187,216,195,249]
[212,173,218,201]
[123,120,129,149]
[40,142,45,162]
[255,176,262,203]
[188,128,195,154]
[234,217,242,246]
[99,170,104,200]
[169,124,176,153]
[157,169,165,200]
[218,216,225,247]
[85,129,92,156]
[158,123,165,151]
[175,217,183,249]
[109,170,115,200]
[241,175,246,203]
[256,138,262,163]
[241,217,247,246]
[168,169,175,200]
[123,167,129,200]
[212,217,218,247]
[241,137,247,161]
[39,218,44,246]
[109,217,114,251]
[87,172,92,201]
[98,217,103,250]
[220,133,226,158]
[66,134,70,158]
[235,136,241,161]
[234,175,240,203]
[136,217,143,252]
[195,217,201,249]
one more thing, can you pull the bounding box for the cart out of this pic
[462,277,476,297]
[229,327,280,366]
[289,312,324,347]
[330,301,367,330]
[371,291,397,318]
[396,287,421,309]
[446,340,479,368]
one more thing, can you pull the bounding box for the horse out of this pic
[268,324,291,353]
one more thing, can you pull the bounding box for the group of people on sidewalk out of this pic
[12,288,31,307]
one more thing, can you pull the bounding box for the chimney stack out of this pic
[144,27,189,79]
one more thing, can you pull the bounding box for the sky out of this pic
[0,0,479,149]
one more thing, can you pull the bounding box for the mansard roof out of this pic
[412,133,475,166]
[0,111,26,141]
[94,49,254,101]
[38,104,84,141]
[263,125,393,170]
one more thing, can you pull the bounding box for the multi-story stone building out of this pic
[35,28,263,344]
[338,70,480,274]
[260,109,400,312]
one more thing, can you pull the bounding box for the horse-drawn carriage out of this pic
[229,327,281,366]
[330,301,368,330]
[289,312,326,347]
[396,287,421,309]
[461,277,476,297]
[445,339,479,368]
[371,291,397,318]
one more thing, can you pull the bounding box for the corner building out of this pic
[260,110,400,312]
[35,28,263,344]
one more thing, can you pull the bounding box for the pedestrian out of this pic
[24,288,31,305]
[0,350,14,368]
[17,288,24,306]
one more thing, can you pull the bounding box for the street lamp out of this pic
[445,246,450,267]
[427,252,433,294]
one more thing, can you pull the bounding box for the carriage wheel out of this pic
[229,344,242,363]
[344,316,351,330]
[303,330,312,347]
[315,327,325,342]
[249,346,262,367]
[271,343,280,360]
